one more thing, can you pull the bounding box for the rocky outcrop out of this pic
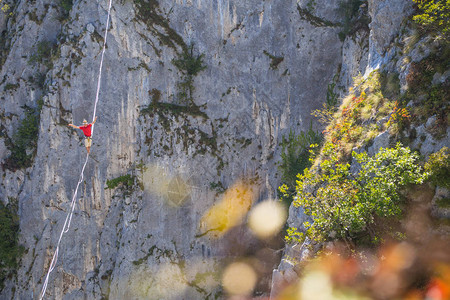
[270,0,450,297]
[0,0,349,298]
[3,0,445,298]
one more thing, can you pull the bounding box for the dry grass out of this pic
[317,71,396,160]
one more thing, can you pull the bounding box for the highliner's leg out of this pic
[85,137,92,153]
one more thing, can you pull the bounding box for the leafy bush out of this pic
[379,71,401,98]
[172,44,206,104]
[326,74,339,109]
[134,0,187,53]
[106,174,136,190]
[3,83,19,91]
[323,93,366,149]
[172,44,207,77]
[284,143,428,247]
[141,93,208,124]
[318,71,409,158]
[406,52,449,93]
[309,74,340,126]
[425,146,450,188]
[278,125,322,207]
[386,101,410,132]
[3,106,40,171]
[29,72,47,90]
[296,4,336,27]
[0,0,10,14]
[0,200,23,291]
[412,0,450,36]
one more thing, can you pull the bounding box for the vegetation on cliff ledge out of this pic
[277,125,322,208]
[282,142,429,246]
[0,200,23,291]
[282,64,449,247]
[2,105,41,171]
[412,0,450,37]
[172,44,207,105]
[280,0,450,250]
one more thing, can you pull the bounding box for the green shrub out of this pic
[284,142,428,247]
[311,72,341,126]
[106,174,135,190]
[3,83,19,91]
[141,98,208,119]
[29,72,47,90]
[326,75,339,109]
[306,0,317,11]
[380,71,401,99]
[172,44,206,104]
[405,52,449,92]
[3,106,40,171]
[172,44,207,77]
[209,181,225,194]
[0,199,23,291]
[296,4,336,27]
[412,0,450,36]
[425,146,450,188]
[278,125,322,207]
[0,0,10,14]
[58,0,73,20]
[0,30,9,69]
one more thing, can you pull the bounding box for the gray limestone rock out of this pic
[1,0,435,299]
[409,36,433,63]
[271,0,423,295]
[287,202,312,233]
[431,187,450,219]
[1,0,345,298]
[86,23,95,34]
[339,30,370,90]
[432,70,450,85]
[368,130,391,156]
[368,0,413,56]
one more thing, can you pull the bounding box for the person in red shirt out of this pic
[68,116,97,153]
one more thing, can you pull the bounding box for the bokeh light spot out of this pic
[222,262,257,296]
[142,164,191,207]
[299,270,333,300]
[166,175,191,206]
[248,200,287,239]
[199,180,258,237]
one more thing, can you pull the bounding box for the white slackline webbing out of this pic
[39,0,113,298]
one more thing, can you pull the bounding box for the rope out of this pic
[39,0,113,298]
[92,0,113,133]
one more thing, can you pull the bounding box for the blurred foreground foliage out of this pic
[275,239,450,300]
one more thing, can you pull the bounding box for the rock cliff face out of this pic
[271,0,450,297]
[0,0,426,299]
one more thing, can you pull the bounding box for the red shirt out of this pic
[79,124,92,137]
